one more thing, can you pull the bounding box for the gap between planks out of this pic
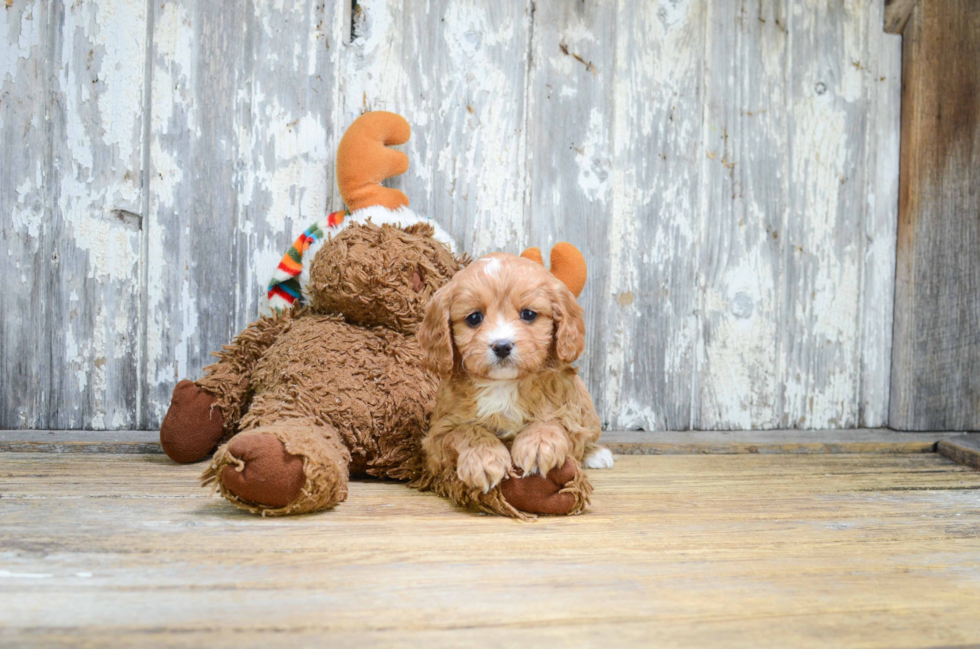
[1,430,977,460]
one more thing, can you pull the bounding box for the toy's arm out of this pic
[160,309,297,464]
[196,308,298,435]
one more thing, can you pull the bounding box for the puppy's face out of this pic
[418,253,585,380]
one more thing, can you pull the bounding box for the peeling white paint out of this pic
[616,402,660,432]
[151,2,196,137]
[172,278,200,391]
[90,0,146,168]
[144,226,169,390]
[575,108,611,203]
[0,3,41,85]
[145,0,194,405]
[11,168,43,239]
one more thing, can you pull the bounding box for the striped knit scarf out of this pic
[267,210,348,311]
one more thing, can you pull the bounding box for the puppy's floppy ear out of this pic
[417,283,455,377]
[552,283,585,364]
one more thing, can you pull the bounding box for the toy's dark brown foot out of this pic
[202,425,351,516]
[160,379,225,463]
[219,433,306,508]
[500,458,592,516]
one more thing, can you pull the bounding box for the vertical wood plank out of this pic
[698,0,891,429]
[522,0,616,422]
[339,0,531,257]
[144,0,247,427]
[143,0,343,428]
[1,0,146,429]
[697,0,788,429]
[1,1,48,429]
[601,0,705,430]
[780,1,877,429]
[859,29,902,427]
[890,0,980,430]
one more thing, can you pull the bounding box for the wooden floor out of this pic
[2,452,979,648]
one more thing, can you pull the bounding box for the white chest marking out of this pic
[474,379,524,424]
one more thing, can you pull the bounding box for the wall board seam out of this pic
[137,0,156,429]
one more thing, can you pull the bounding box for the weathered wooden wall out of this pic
[1,0,901,431]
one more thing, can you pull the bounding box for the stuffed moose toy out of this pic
[159,111,597,518]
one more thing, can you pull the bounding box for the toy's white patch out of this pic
[348,205,457,252]
[583,446,614,469]
[474,379,524,422]
[482,256,501,278]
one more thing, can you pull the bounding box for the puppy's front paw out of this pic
[457,444,511,493]
[511,422,569,478]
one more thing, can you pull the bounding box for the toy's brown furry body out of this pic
[198,311,436,515]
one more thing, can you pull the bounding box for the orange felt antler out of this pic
[521,242,587,298]
[337,111,411,212]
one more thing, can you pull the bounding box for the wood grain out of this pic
[523,0,615,416]
[861,29,902,427]
[1,452,979,647]
[600,429,970,456]
[697,0,786,429]
[0,430,162,454]
[890,0,980,431]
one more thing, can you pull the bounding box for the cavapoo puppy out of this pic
[417,249,613,514]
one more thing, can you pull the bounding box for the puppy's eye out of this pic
[520,309,538,323]
[465,312,484,327]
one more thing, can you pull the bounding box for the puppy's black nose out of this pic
[491,340,513,359]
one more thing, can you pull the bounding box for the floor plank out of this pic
[1,453,979,647]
